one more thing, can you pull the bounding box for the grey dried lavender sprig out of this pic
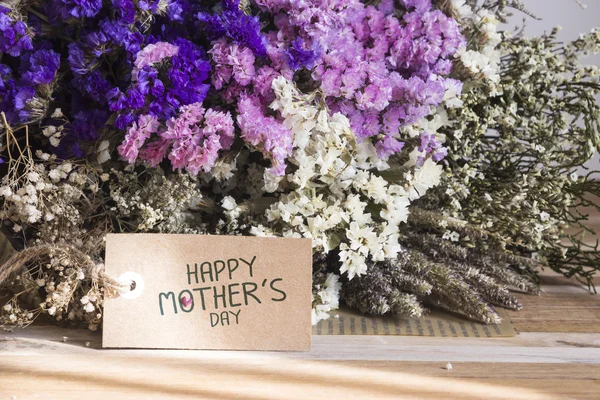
[406,251,502,324]
[341,255,429,318]
[341,250,507,324]
[408,207,513,254]
[402,232,539,294]
[403,231,537,273]
[451,263,523,310]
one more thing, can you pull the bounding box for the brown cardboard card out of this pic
[102,234,313,351]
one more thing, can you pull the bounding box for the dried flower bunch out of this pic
[1,0,599,329]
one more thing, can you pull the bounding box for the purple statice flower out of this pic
[110,38,211,129]
[67,19,146,104]
[73,70,112,103]
[399,0,432,14]
[389,9,464,78]
[20,49,61,86]
[71,109,109,142]
[0,5,33,57]
[164,38,211,110]
[112,0,136,24]
[417,132,447,165]
[237,93,293,176]
[270,0,464,158]
[0,49,60,124]
[100,18,143,55]
[50,0,103,19]
[166,0,186,22]
[376,135,405,159]
[197,0,268,57]
[55,109,109,158]
[284,38,321,71]
[120,103,235,174]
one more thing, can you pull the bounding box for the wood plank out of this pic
[1,357,598,400]
[3,327,600,363]
[506,270,600,333]
[507,320,600,333]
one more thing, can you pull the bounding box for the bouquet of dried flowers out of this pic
[0,0,598,329]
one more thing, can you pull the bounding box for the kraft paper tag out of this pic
[102,234,312,351]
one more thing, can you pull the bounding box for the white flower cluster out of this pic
[311,273,342,325]
[248,77,442,283]
[0,152,102,252]
[109,169,204,233]
[453,0,502,86]
[0,252,105,331]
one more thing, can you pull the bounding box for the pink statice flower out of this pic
[120,103,235,174]
[117,114,160,163]
[132,42,179,79]
[209,38,256,90]
[237,93,293,176]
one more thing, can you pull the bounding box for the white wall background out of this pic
[507,0,600,170]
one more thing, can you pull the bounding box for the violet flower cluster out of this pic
[0,0,463,175]
[0,5,32,56]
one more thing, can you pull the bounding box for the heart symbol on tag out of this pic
[180,295,193,307]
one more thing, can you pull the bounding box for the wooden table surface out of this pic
[1,270,599,400]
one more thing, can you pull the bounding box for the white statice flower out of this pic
[210,157,238,181]
[452,0,473,18]
[42,125,57,137]
[84,302,95,313]
[455,8,502,86]
[3,304,12,312]
[222,196,241,219]
[443,80,464,108]
[443,230,460,242]
[408,159,443,201]
[339,244,368,279]
[97,140,111,164]
[51,108,63,118]
[539,211,551,222]
[311,273,342,325]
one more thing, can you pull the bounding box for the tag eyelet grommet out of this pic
[117,272,144,299]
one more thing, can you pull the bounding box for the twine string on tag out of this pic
[0,244,128,296]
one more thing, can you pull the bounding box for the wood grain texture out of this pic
[1,356,599,400]
[507,272,600,334]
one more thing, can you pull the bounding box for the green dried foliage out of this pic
[421,28,600,291]
[462,0,540,22]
